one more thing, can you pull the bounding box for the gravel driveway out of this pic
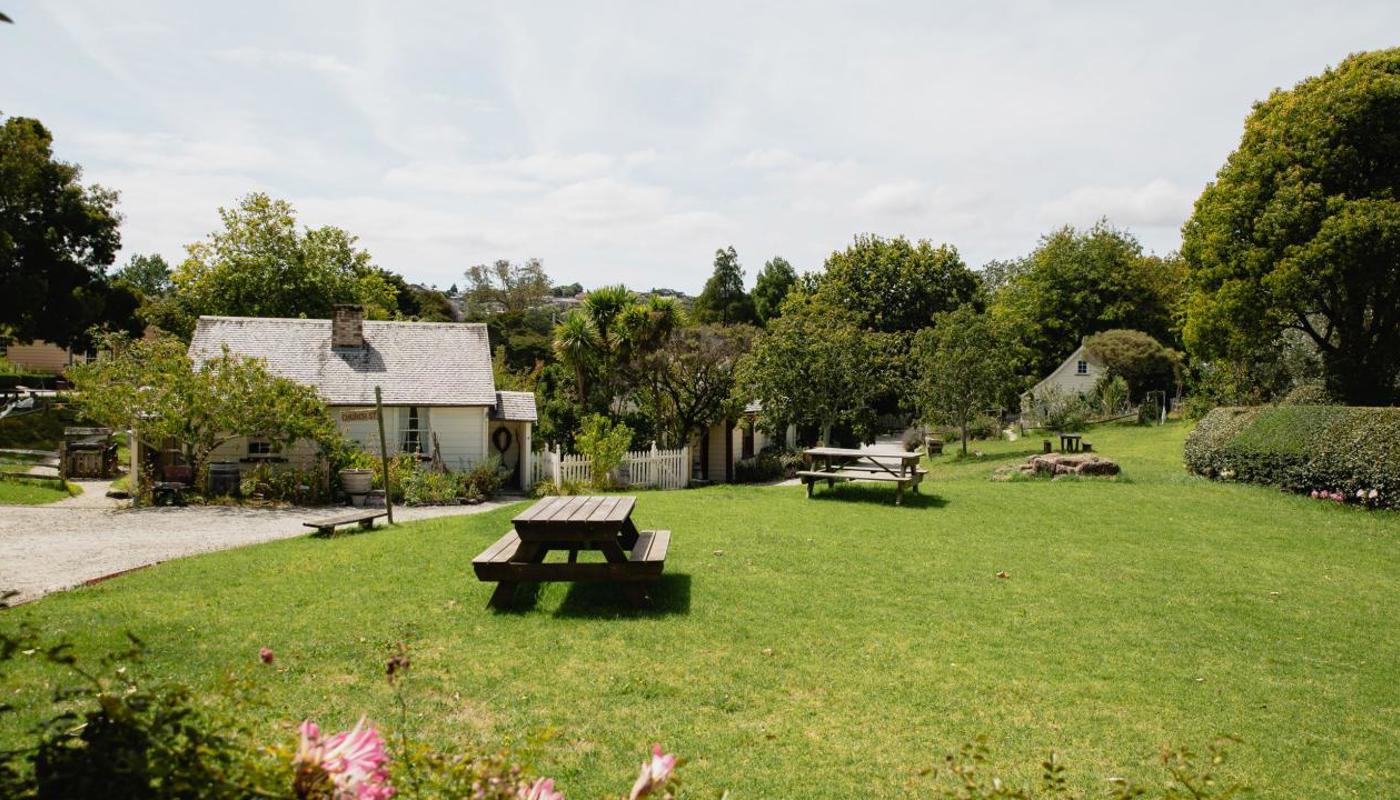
[0,480,521,604]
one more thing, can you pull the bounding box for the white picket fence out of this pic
[531,445,689,490]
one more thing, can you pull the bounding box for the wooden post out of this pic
[375,386,394,525]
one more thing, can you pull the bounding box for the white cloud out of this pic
[211,46,354,76]
[856,180,927,215]
[1039,179,1197,230]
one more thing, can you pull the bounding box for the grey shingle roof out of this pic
[491,391,538,422]
[189,316,496,407]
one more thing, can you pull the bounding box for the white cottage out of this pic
[1019,342,1105,411]
[188,305,537,488]
[690,401,796,483]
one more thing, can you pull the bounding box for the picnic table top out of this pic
[513,495,637,526]
[803,446,923,460]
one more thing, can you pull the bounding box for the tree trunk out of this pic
[961,420,970,456]
[820,421,832,447]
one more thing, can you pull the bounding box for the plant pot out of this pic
[339,468,373,496]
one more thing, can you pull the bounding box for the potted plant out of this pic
[338,449,376,503]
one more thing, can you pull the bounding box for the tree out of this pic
[575,414,633,489]
[635,325,753,447]
[737,294,893,445]
[464,258,551,314]
[551,282,583,298]
[112,253,172,297]
[751,256,797,324]
[990,222,1181,381]
[812,235,980,333]
[166,193,396,337]
[912,307,1015,455]
[0,115,141,348]
[693,246,757,325]
[1083,329,1182,401]
[551,286,680,412]
[1181,48,1400,405]
[69,334,338,490]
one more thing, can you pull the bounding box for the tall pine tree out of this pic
[694,246,757,325]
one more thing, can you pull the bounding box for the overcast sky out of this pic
[3,2,1398,293]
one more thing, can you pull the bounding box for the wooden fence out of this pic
[531,445,689,490]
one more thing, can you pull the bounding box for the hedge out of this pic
[1185,405,1400,508]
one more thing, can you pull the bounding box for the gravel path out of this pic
[0,484,521,605]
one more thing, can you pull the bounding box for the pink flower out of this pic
[1357,489,1366,499]
[259,647,275,664]
[1331,492,1344,502]
[628,744,678,800]
[294,716,394,799]
[1310,490,1319,499]
[520,777,564,800]
[1369,488,1380,500]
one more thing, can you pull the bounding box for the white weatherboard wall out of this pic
[1029,345,1103,398]
[431,407,488,469]
[337,407,392,453]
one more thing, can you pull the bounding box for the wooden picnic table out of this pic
[472,495,670,609]
[797,447,927,505]
[1058,433,1083,453]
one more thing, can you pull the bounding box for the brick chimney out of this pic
[332,304,365,349]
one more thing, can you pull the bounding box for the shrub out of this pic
[462,456,507,501]
[239,463,327,504]
[402,468,462,506]
[1095,374,1129,417]
[1025,386,1091,432]
[576,414,632,489]
[1280,382,1335,406]
[530,477,586,497]
[372,453,417,503]
[734,450,787,483]
[1185,405,1400,507]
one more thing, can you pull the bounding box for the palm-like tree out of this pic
[552,310,600,399]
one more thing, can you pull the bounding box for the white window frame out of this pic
[1076,360,1088,375]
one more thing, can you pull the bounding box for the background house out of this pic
[1,339,91,374]
[1020,342,1105,410]
[691,401,796,483]
[188,305,537,488]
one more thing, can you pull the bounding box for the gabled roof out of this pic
[189,316,496,407]
[1023,342,1103,398]
[491,391,538,422]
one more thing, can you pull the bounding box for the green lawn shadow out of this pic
[806,483,947,508]
[553,573,692,619]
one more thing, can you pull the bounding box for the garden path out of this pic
[0,496,520,605]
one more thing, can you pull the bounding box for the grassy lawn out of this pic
[0,476,77,505]
[2,423,1398,797]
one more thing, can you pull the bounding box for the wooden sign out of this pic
[341,409,377,422]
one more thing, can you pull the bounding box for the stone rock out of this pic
[1020,453,1120,477]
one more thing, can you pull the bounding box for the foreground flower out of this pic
[1369,488,1380,500]
[260,646,275,664]
[294,716,394,799]
[521,777,564,800]
[628,744,678,800]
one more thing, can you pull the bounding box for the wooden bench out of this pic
[303,510,388,537]
[797,447,928,505]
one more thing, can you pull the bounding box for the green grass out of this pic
[0,475,77,504]
[2,423,1399,797]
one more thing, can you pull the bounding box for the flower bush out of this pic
[1185,405,1400,509]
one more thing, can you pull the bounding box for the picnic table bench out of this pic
[303,510,388,536]
[1059,433,1083,453]
[797,447,927,505]
[472,495,669,609]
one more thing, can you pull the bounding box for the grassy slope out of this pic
[2,423,1398,798]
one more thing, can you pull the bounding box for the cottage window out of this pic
[400,406,431,454]
[1076,360,1088,375]
[247,439,280,457]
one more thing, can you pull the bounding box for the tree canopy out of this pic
[0,115,141,347]
[1083,329,1182,401]
[913,306,1015,455]
[737,294,895,445]
[1181,47,1400,405]
[163,193,396,337]
[990,222,1181,381]
[693,246,757,325]
[112,253,172,297]
[751,256,797,324]
[464,258,552,315]
[811,235,979,333]
[634,324,753,448]
[70,334,338,487]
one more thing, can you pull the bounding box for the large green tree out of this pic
[1182,48,1400,405]
[112,253,172,298]
[634,324,753,448]
[464,258,551,315]
[990,222,1181,381]
[1083,329,1182,402]
[70,334,338,489]
[693,246,757,325]
[913,306,1015,455]
[737,294,895,445]
[812,235,979,333]
[751,255,797,324]
[0,115,141,348]
[164,193,396,336]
